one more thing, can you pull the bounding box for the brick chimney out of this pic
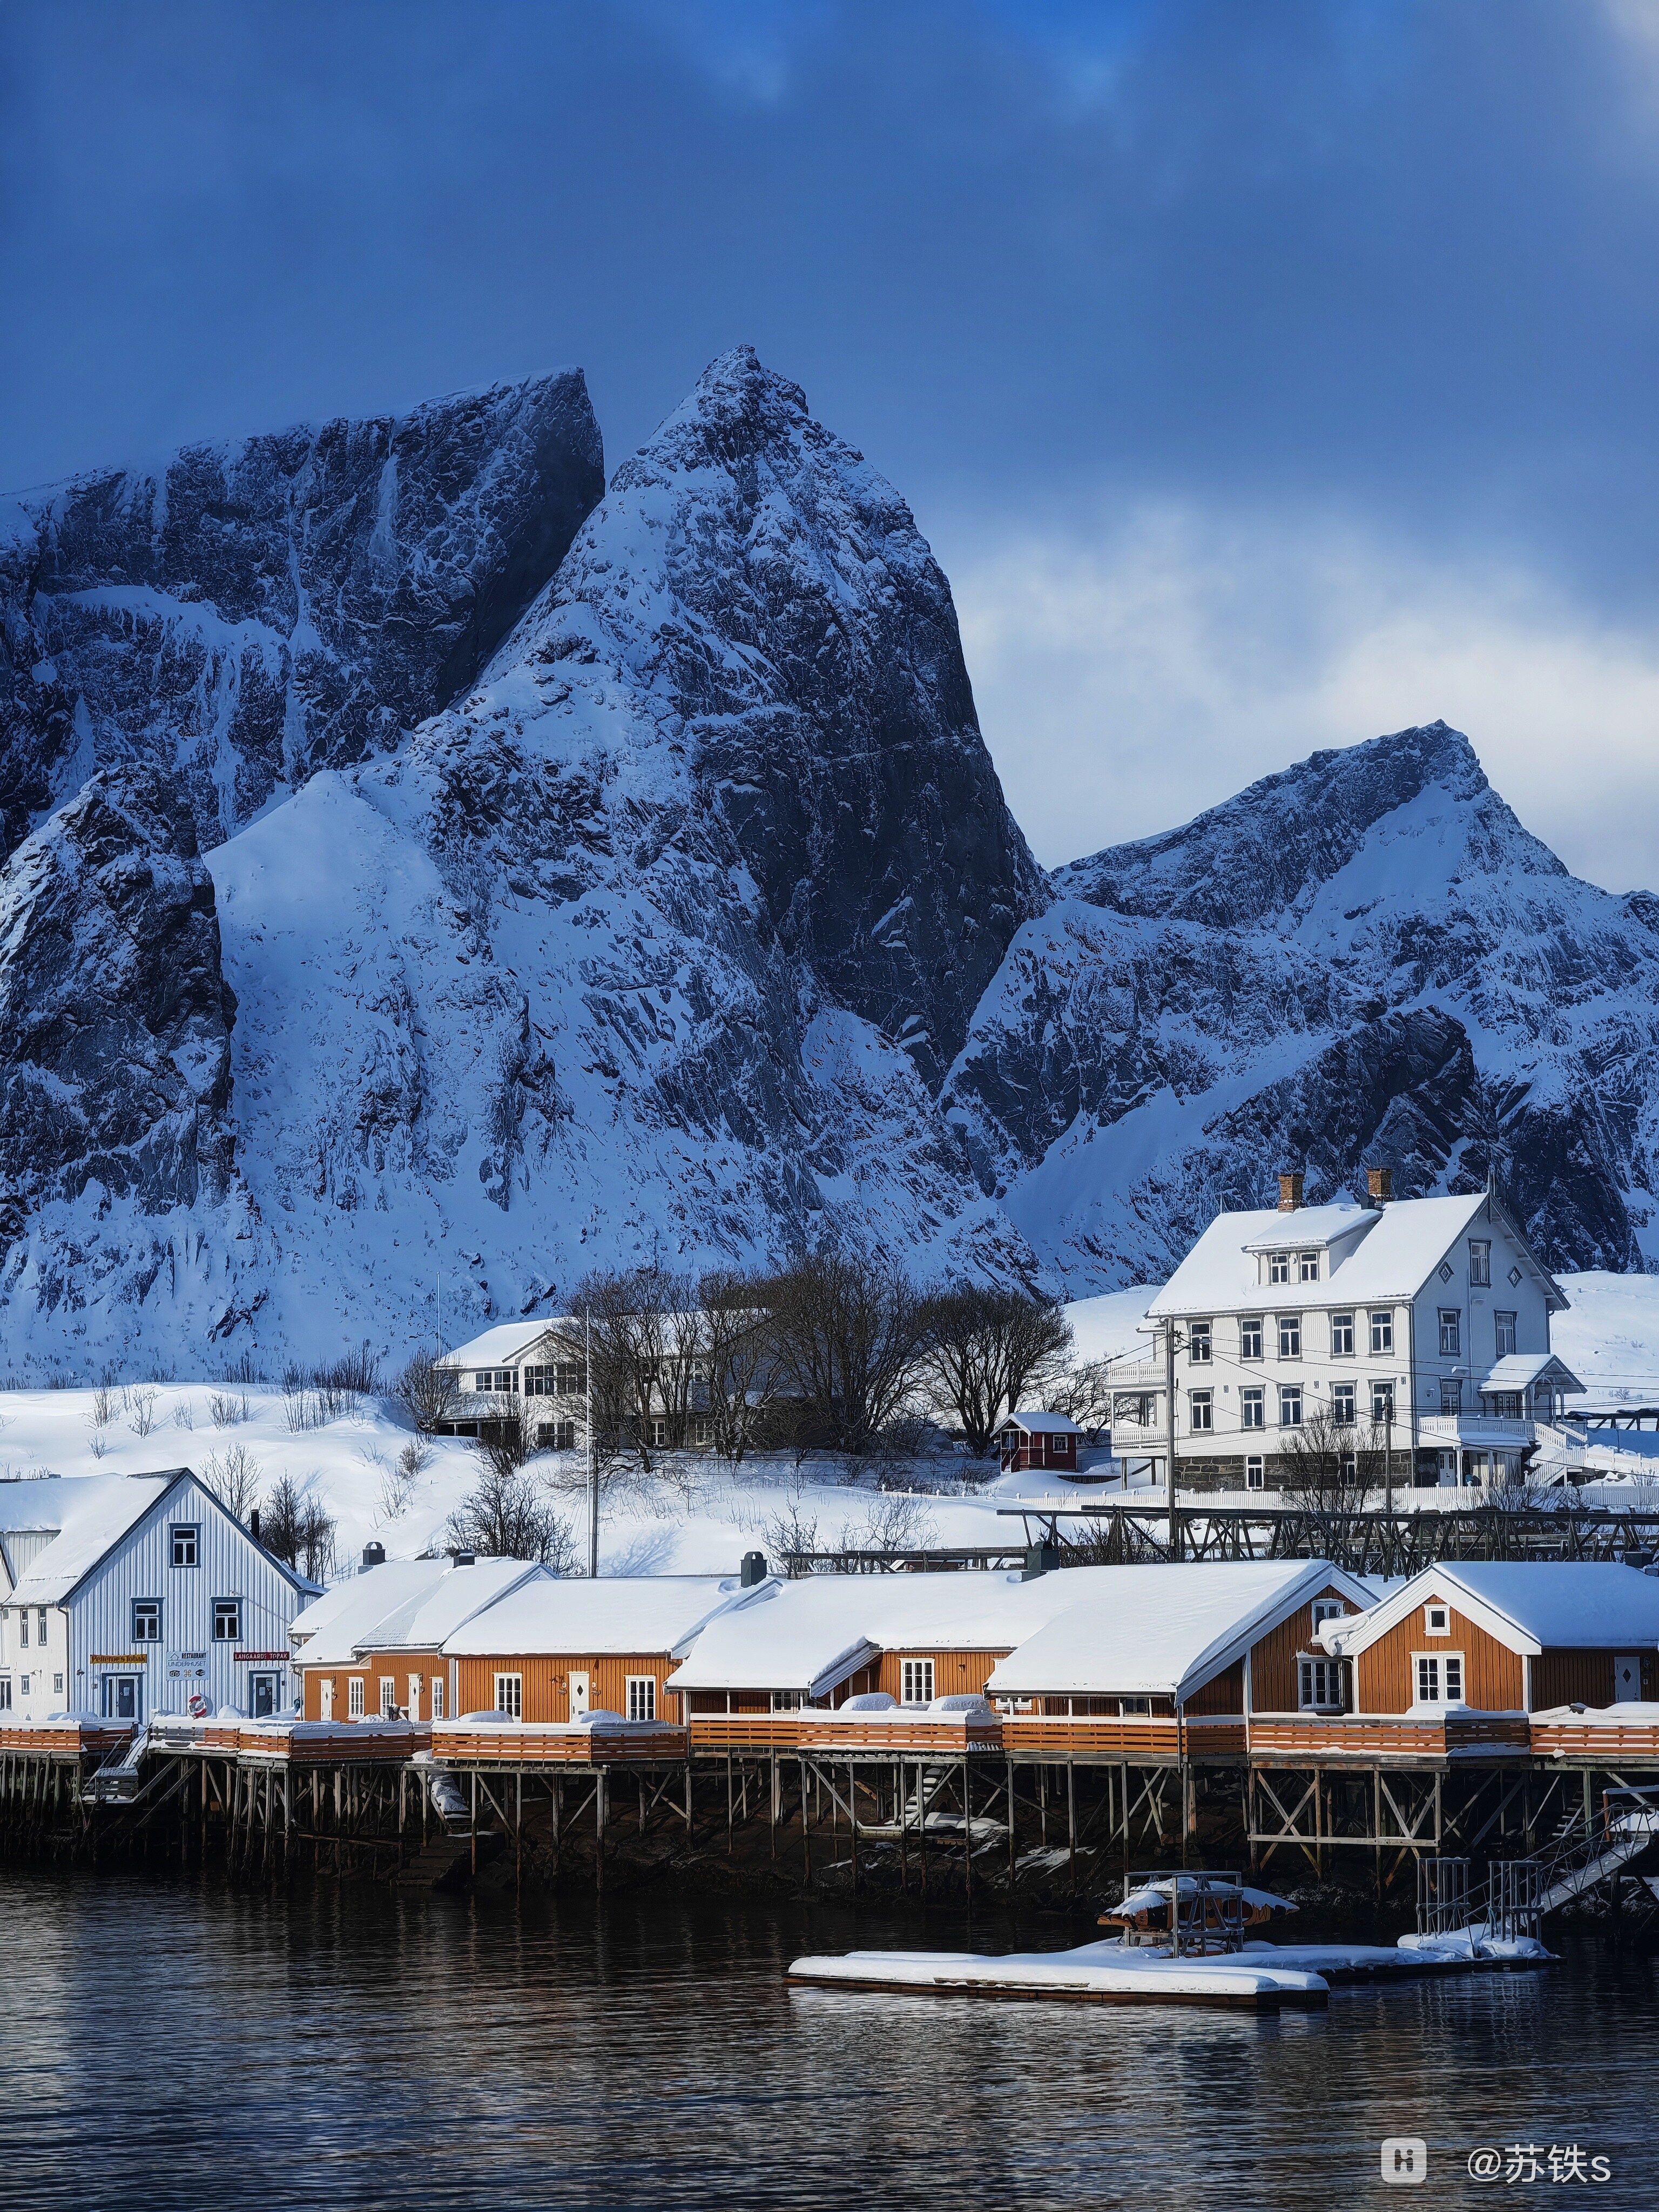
[1367,1165,1393,1205]
[1278,1171,1304,1212]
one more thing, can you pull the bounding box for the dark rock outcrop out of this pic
[0,371,605,858]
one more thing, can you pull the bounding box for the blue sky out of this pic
[4,1,1657,888]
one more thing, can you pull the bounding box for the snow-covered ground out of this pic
[2,1272,1654,1585]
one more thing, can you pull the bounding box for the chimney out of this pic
[1367,1166,1393,1205]
[361,1541,386,1569]
[740,1549,767,1587]
[249,1507,261,1543]
[1278,1172,1305,1213]
[453,1549,475,1568]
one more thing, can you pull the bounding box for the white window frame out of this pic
[1279,1385,1304,1428]
[1468,1240,1491,1287]
[900,1658,935,1706]
[1330,1312,1355,1357]
[1240,1387,1264,1430]
[1278,1314,1301,1359]
[379,1677,396,1718]
[1414,1651,1466,1706]
[1298,1252,1320,1283]
[0,1678,10,1711]
[1244,1455,1265,1492]
[1188,1390,1213,1433]
[1331,1382,1355,1427]
[1268,1253,1291,1285]
[625,1675,657,1722]
[348,1676,366,1719]
[1369,1310,1394,1355]
[1440,1379,1462,1416]
[1371,1380,1395,1424]
[494,1673,523,1719]
[1424,1604,1450,1635]
[1298,1656,1345,1711]
[1495,1310,1517,1359]
[1188,1321,1212,1365]
[1439,1309,1461,1357]
[1311,1600,1345,1627]
[430,1678,444,1721]
[1239,1317,1263,1360]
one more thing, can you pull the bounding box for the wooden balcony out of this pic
[1000,1716,1245,1762]
[430,1721,690,1766]
[0,1719,131,1757]
[1247,1712,1532,1764]
[1530,1715,1659,1764]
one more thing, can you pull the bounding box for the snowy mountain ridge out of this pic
[1,348,1655,1377]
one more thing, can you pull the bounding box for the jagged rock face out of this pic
[0,766,237,1229]
[524,346,1046,1087]
[0,372,604,859]
[947,723,1659,1283]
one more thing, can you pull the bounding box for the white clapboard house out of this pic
[1111,1174,1580,1492]
[433,1320,590,1449]
[0,1469,313,1725]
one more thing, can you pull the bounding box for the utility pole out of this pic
[586,1309,599,1579]
[1164,1320,1181,1562]
[1384,1398,1395,1520]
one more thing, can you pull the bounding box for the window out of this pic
[1298,1657,1345,1710]
[18,1611,28,1647]
[1188,1391,1213,1433]
[1370,1310,1394,1355]
[555,1363,584,1395]
[0,1679,9,1711]
[1241,1387,1264,1430]
[1371,1381,1395,1425]
[1441,1379,1462,1416]
[1245,1455,1265,1492]
[1268,1253,1291,1284]
[1050,1431,1073,1455]
[132,1600,161,1642]
[1424,1604,1449,1634]
[1298,1252,1320,1283]
[475,1368,517,1394]
[36,1609,46,1644]
[648,1417,669,1449]
[171,1525,199,1568]
[626,1675,657,1722]
[1415,1654,1465,1705]
[1311,1600,1345,1627]
[53,1674,63,1696]
[1439,1309,1461,1357]
[770,1690,803,1711]
[348,1676,366,1718]
[900,1658,936,1705]
[494,1673,523,1719]
[1279,1385,1304,1427]
[1495,1311,1517,1359]
[212,1599,241,1641]
[1188,1320,1212,1364]
[1331,1382,1355,1427]
[1468,1240,1491,1287]
[1330,1313,1354,1357]
[379,1678,396,1718]
[1239,1318,1263,1361]
[1278,1315,1301,1359]
[430,1679,444,1721]
[522,1366,555,1397]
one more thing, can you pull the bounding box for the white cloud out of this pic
[946,504,1659,896]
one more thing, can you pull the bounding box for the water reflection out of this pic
[1,1869,1656,2210]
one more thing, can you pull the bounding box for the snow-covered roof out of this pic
[436,1319,570,1371]
[666,1568,1200,1699]
[442,1574,753,1657]
[1003,1412,1081,1436]
[1325,1563,1659,1660]
[985,1561,1371,1700]
[291,1557,549,1663]
[1479,1353,1582,1394]
[1147,1193,1566,1316]
[3,1473,182,1605]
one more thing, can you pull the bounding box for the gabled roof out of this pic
[436,1318,570,1370]
[1479,1353,1582,1394]
[442,1574,756,1658]
[666,1568,1203,1701]
[1322,1563,1659,1661]
[1148,1192,1568,1317]
[0,1474,177,1602]
[290,1556,547,1664]
[1003,1411,1081,1436]
[984,1561,1372,1701]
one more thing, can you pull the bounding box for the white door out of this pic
[321,1678,335,1720]
[569,1670,591,1719]
[1615,1655,1642,1702]
[407,1675,422,1722]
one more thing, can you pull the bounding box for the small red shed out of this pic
[998,1411,1083,1474]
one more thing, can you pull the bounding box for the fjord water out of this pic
[3,1871,1657,2211]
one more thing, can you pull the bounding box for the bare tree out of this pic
[697,1270,780,1463]
[202,1443,262,1521]
[393,1347,461,1434]
[919,1286,1073,1457]
[472,1410,530,1480]
[763,1248,929,1456]
[1278,1407,1375,1513]
[561,1262,696,1471]
[260,1474,338,1582]
[446,1462,577,1569]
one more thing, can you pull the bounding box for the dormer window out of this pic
[1269,1254,1291,1285]
[1425,1604,1449,1635]
[1298,1252,1320,1283]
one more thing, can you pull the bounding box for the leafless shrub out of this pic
[838,1492,938,1556]
[218,1350,263,1386]
[202,1443,262,1521]
[208,1390,248,1429]
[472,1410,530,1480]
[90,1384,116,1429]
[399,1437,433,1481]
[393,1347,461,1434]
[87,1429,109,1461]
[173,1400,195,1431]
[126,1386,158,1438]
[446,1462,576,1569]
[759,1489,821,1568]
[260,1473,338,1581]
